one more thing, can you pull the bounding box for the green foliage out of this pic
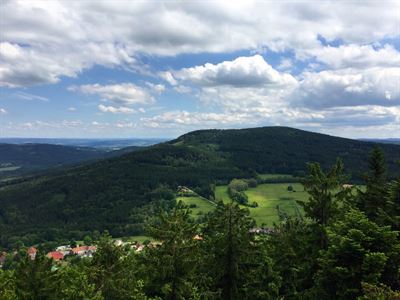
[88,233,147,300]
[313,209,400,299]
[52,266,102,300]
[359,283,400,300]
[357,147,390,223]
[142,202,199,299]
[299,159,348,227]
[201,202,280,299]
[0,269,16,300]
[14,252,54,299]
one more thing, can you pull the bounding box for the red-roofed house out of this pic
[27,247,37,260]
[47,251,64,261]
[72,245,97,257]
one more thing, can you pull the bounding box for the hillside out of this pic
[0,143,108,179]
[171,127,400,177]
[0,143,146,181]
[0,127,399,248]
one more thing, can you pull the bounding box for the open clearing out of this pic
[215,183,308,226]
[177,196,216,217]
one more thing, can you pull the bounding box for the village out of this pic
[0,239,149,268]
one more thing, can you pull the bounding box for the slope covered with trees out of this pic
[0,127,399,248]
[1,151,400,299]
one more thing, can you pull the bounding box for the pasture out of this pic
[215,183,308,226]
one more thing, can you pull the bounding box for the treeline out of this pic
[227,178,258,207]
[1,147,400,299]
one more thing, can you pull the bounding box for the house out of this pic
[72,245,97,257]
[47,251,64,261]
[56,245,72,256]
[27,247,37,260]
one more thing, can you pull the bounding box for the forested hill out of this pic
[0,143,144,180]
[0,143,107,178]
[0,127,399,248]
[171,127,400,177]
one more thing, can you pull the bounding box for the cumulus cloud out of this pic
[0,108,7,114]
[70,83,154,106]
[175,55,297,88]
[68,107,77,112]
[293,67,400,108]
[305,44,400,69]
[2,1,399,87]
[98,104,135,114]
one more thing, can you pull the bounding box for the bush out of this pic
[287,185,294,192]
[228,179,248,192]
[247,178,258,188]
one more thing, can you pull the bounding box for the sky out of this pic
[0,0,399,139]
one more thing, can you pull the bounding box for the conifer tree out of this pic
[142,201,199,300]
[201,202,280,300]
[358,147,390,223]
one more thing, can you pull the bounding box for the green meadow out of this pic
[215,182,308,226]
[177,196,216,217]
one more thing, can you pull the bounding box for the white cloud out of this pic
[175,55,297,88]
[159,71,177,86]
[0,108,7,114]
[145,82,165,94]
[70,83,154,106]
[293,67,400,108]
[305,44,400,69]
[68,107,77,112]
[2,1,399,87]
[98,104,135,114]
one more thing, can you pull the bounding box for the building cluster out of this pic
[0,240,152,268]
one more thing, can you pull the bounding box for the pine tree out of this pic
[201,202,280,300]
[14,251,54,299]
[298,159,349,248]
[358,147,389,223]
[141,201,199,300]
[314,209,400,299]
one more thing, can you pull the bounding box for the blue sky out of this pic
[0,1,399,138]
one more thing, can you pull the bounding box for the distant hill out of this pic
[0,143,143,181]
[359,138,400,145]
[171,127,400,177]
[0,143,106,179]
[0,127,399,248]
[0,138,168,150]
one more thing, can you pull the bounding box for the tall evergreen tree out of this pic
[201,202,280,300]
[14,251,54,300]
[88,232,147,300]
[267,218,319,299]
[313,209,400,299]
[298,159,349,247]
[358,147,389,223]
[141,201,199,300]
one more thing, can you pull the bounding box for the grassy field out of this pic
[215,183,308,226]
[177,196,216,217]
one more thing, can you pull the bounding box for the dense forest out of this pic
[0,127,399,249]
[1,148,399,299]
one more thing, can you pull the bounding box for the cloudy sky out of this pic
[0,0,399,138]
